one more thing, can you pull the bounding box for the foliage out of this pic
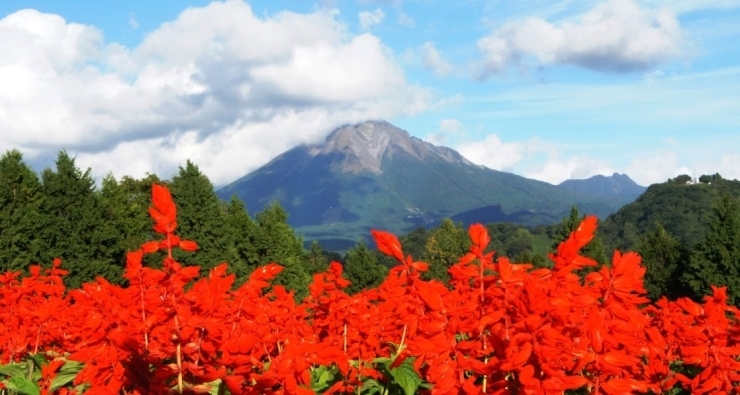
[343,241,387,295]
[169,160,233,271]
[37,151,119,288]
[0,150,44,273]
[2,183,740,395]
[682,194,740,304]
[635,224,688,301]
[420,218,469,283]
[600,174,740,253]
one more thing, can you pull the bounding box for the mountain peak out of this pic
[308,120,474,174]
[558,173,646,198]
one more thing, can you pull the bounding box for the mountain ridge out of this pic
[558,172,646,199]
[217,121,639,250]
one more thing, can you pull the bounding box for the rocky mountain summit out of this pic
[217,121,638,250]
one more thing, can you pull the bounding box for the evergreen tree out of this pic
[253,201,311,300]
[307,240,330,275]
[682,194,740,304]
[344,241,387,295]
[636,224,687,300]
[0,149,44,272]
[271,255,312,302]
[98,173,163,271]
[168,160,232,271]
[225,195,259,281]
[422,218,470,282]
[38,151,116,287]
[252,202,306,263]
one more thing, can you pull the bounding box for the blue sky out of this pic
[0,0,738,186]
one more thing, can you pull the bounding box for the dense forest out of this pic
[2,149,740,305]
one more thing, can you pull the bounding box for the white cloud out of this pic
[455,134,700,186]
[623,152,691,185]
[641,0,740,14]
[440,119,464,134]
[128,13,139,29]
[523,155,615,185]
[398,12,415,28]
[717,155,740,181]
[424,118,465,145]
[457,134,545,172]
[476,0,684,77]
[0,1,432,186]
[419,42,453,76]
[358,8,385,30]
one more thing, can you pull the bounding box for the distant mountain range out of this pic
[559,173,646,199]
[217,121,642,250]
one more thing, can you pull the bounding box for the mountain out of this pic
[217,121,637,250]
[558,173,646,199]
[599,174,740,252]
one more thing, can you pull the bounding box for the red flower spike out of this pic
[4,180,740,395]
[371,229,405,262]
[468,223,490,251]
[141,241,160,253]
[178,240,198,251]
[572,215,598,250]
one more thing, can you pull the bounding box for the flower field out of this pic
[1,184,740,395]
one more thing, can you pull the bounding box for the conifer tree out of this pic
[38,151,115,287]
[307,240,330,275]
[252,201,311,300]
[344,240,387,295]
[225,195,259,280]
[253,201,307,264]
[636,224,687,300]
[682,194,740,304]
[422,218,470,282]
[98,173,163,271]
[168,160,232,271]
[0,149,44,272]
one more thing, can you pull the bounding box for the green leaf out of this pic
[372,357,392,369]
[389,364,422,395]
[49,360,85,391]
[0,364,27,378]
[360,378,383,395]
[310,365,336,392]
[28,353,48,369]
[318,369,334,385]
[205,379,222,395]
[3,376,41,395]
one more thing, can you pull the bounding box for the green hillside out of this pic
[599,173,739,251]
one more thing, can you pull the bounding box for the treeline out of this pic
[354,173,740,306]
[0,150,332,300]
[2,149,740,305]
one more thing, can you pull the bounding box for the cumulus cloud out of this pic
[398,12,415,28]
[419,42,453,76]
[358,8,385,30]
[128,14,139,29]
[476,0,684,77]
[622,152,692,185]
[455,134,700,186]
[457,134,548,172]
[424,119,465,145]
[717,155,740,181]
[523,155,615,185]
[0,1,431,186]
